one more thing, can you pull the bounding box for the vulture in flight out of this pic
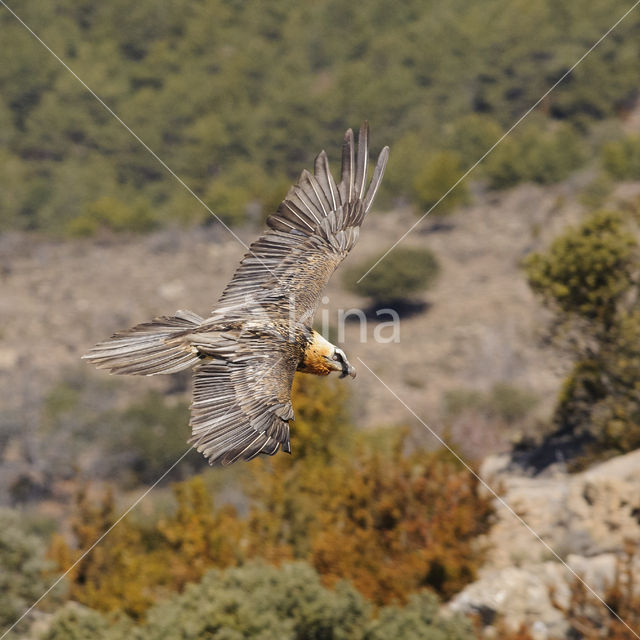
[84,123,389,465]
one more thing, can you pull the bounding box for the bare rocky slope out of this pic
[5,178,640,493]
[451,449,640,638]
[1,182,577,445]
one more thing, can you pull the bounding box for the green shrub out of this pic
[146,563,367,640]
[343,247,440,305]
[489,383,539,424]
[40,604,126,640]
[524,210,638,327]
[413,151,469,215]
[553,359,607,440]
[43,562,473,640]
[485,124,585,189]
[579,172,613,209]
[204,161,290,227]
[0,508,56,633]
[442,389,486,418]
[381,130,431,205]
[445,114,504,168]
[524,206,640,464]
[204,179,252,228]
[363,592,473,640]
[556,312,640,463]
[67,196,157,236]
[443,383,537,424]
[601,134,640,181]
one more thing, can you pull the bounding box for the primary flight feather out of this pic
[84,123,389,465]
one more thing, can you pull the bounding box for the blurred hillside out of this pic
[0,183,576,503]
[3,0,640,638]
[1,0,640,234]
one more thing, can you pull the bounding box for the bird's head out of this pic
[329,346,356,379]
[301,331,356,378]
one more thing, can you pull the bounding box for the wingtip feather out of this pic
[339,128,355,203]
[354,121,369,200]
[363,144,390,212]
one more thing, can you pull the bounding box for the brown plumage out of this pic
[83,123,389,465]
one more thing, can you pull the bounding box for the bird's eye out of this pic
[333,350,344,363]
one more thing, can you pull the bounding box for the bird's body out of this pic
[84,123,388,465]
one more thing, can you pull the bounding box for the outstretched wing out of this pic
[215,122,389,325]
[188,330,298,466]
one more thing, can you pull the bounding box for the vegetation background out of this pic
[2,0,640,638]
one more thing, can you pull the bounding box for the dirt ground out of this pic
[2,181,590,443]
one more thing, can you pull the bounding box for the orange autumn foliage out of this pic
[156,476,246,590]
[50,375,493,615]
[49,478,245,618]
[248,376,492,605]
[244,375,352,561]
[48,487,163,618]
[311,441,492,604]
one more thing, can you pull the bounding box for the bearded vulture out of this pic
[84,123,389,465]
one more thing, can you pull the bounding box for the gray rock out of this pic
[449,563,569,639]
[449,450,640,637]
[480,449,640,568]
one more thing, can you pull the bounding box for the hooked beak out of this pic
[340,361,356,379]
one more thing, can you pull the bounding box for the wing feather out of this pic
[354,122,369,200]
[215,123,389,323]
[338,128,355,204]
[300,170,330,217]
[189,338,297,466]
[314,150,338,210]
[363,145,389,212]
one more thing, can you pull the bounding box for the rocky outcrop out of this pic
[449,450,640,638]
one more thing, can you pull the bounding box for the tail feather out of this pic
[83,309,204,375]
